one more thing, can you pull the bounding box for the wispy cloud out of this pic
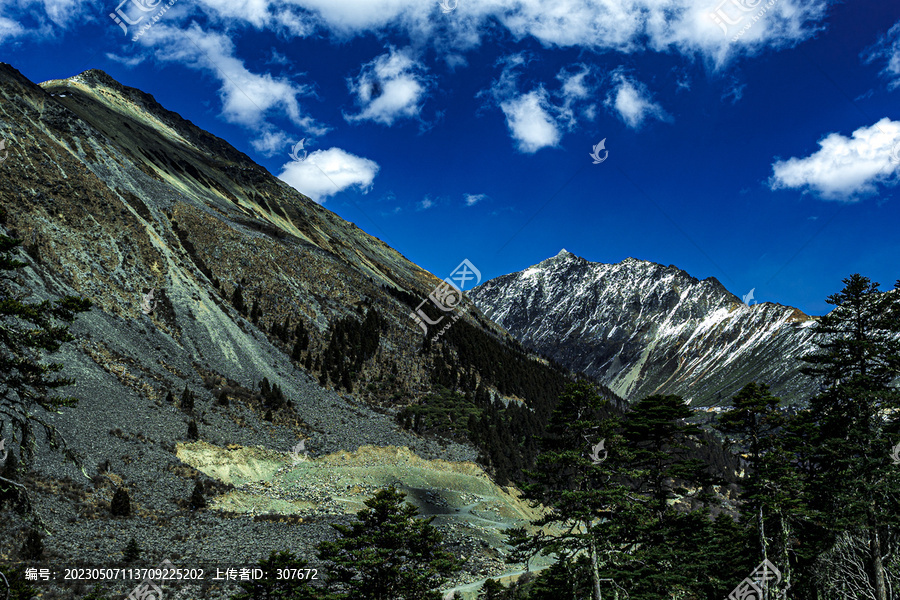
[721,78,746,104]
[484,55,597,153]
[604,68,671,129]
[345,47,432,126]
[464,193,487,206]
[862,21,900,91]
[133,23,327,150]
[769,118,900,200]
[1,0,831,67]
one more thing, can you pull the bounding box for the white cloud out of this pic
[863,21,900,91]
[345,47,431,125]
[261,0,825,66]
[464,193,487,206]
[0,16,25,43]
[133,23,327,147]
[485,56,594,153]
[557,65,591,101]
[105,53,146,67]
[251,130,293,156]
[604,69,670,129]
[769,118,900,200]
[417,196,435,211]
[278,147,379,203]
[1,0,831,65]
[500,89,562,153]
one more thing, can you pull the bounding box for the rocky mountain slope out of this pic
[0,63,568,599]
[469,250,822,406]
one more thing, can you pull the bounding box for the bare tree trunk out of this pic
[587,520,603,600]
[871,528,887,600]
[779,512,791,595]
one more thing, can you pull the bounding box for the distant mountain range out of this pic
[469,250,822,406]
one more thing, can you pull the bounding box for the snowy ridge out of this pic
[470,250,820,406]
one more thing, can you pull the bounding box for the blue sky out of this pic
[3,0,900,315]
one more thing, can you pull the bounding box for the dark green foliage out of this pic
[230,551,320,600]
[170,219,214,282]
[294,321,309,350]
[190,480,206,510]
[419,314,620,483]
[525,558,593,600]
[259,378,288,410]
[317,487,460,599]
[231,284,246,314]
[187,419,199,440]
[796,275,900,599]
[619,394,707,509]
[714,382,801,591]
[180,386,195,413]
[319,308,384,391]
[250,300,261,324]
[20,529,43,560]
[111,487,131,517]
[478,578,515,599]
[0,565,38,600]
[0,223,91,511]
[122,537,141,563]
[397,386,480,439]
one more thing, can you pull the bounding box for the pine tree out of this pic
[250,300,261,324]
[715,382,800,593]
[122,537,141,563]
[317,487,459,599]
[799,275,900,600]
[0,222,92,514]
[190,480,206,510]
[187,419,199,440]
[515,381,629,600]
[180,386,194,413]
[231,285,246,314]
[111,488,131,517]
[20,529,43,560]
